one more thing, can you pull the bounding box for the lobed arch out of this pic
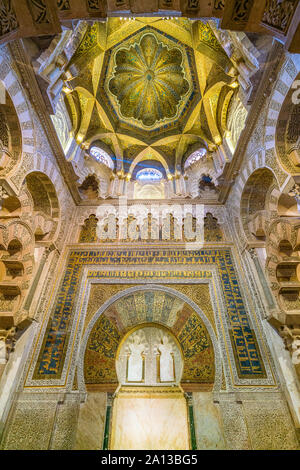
[0,57,35,181]
[278,239,294,257]
[240,167,279,242]
[7,239,23,257]
[230,149,278,211]
[24,171,60,242]
[78,174,100,200]
[10,151,65,234]
[115,323,184,386]
[267,219,300,261]
[0,220,34,255]
[227,147,300,253]
[266,218,300,315]
[25,171,59,214]
[263,55,300,176]
[186,167,218,199]
[0,220,35,328]
[275,70,300,175]
[79,214,98,243]
[0,89,22,176]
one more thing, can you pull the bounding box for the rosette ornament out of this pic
[109,34,190,127]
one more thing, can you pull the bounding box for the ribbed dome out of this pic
[108,33,190,127]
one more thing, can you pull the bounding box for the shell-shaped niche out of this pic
[116,325,183,386]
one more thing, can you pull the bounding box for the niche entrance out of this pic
[111,325,190,450]
[82,286,216,450]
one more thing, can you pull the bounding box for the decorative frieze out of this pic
[0,0,18,37]
[262,0,297,34]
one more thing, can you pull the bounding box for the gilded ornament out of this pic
[108,34,190,127]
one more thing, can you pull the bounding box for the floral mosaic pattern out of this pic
[109,34,190,127]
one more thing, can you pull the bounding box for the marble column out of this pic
[185,392,197,450]
[103,392,113,450]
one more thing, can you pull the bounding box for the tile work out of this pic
[33,248,266,381]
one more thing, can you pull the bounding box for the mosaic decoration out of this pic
[71,22,99,62]
[204,213,223,242]
[197,22,225,54]
[100,25,200,139]
[84,291,215,385]
[108,33,190,127]
[85,314,121,384]
[79,215,98,243]
[51,18,239,173]
[33,249,266,380]
[82,281,216,345]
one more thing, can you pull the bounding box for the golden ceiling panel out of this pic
[61,18,237,168]
[69,22,103,65]
[100,25,200,139]
[108,33,190,128]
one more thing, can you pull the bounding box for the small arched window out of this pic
[90,146,114,170]
[184,148,207,170]
[136,168,163,182]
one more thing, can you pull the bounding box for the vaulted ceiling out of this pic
[61,18,237,173]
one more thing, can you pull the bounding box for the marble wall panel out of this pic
[110,391,190,450]
[74,392,107,450]
[192,392,226,449]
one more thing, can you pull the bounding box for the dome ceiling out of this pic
[99,24,201,140]
[57,18,236,173]
[107,32,191,128]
